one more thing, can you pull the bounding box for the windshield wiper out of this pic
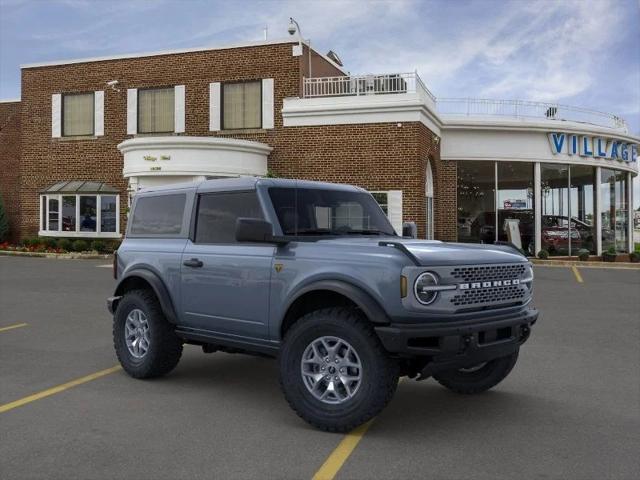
[290,228,334,235]
[341,229,390,236]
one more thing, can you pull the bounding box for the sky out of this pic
[1,0,639,204]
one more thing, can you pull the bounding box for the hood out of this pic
[397,240,527,266]
[314,237,527,266]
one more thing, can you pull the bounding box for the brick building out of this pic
[1,37,638,255]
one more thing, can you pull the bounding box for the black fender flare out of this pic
[284,279,390,325]
[113,269,178,324]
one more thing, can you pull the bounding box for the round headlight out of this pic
[414,272,439,305]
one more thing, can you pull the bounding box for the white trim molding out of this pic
[595,167,602,256]
[127,88,137,135]
[282,93,442,136]
[94,90,104,136]
[51,93,62,138]
[627,171,634,254]
[174,85,186,133]
[21,38,300,69]
[387,190,403,234]
[118,136,272,180]
[209,82,221,131]
[262,78,275,129]
[534,162,542,255]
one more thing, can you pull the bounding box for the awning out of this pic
[40,181,119,194]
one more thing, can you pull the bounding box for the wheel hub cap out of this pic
[300,336,362,405]
[125,309,150,359]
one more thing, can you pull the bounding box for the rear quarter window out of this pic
[129,193,186,235]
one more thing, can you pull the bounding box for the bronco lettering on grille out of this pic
[458,279,520,290]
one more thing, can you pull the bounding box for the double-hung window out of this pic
[62,92,94,136]
[222,81,262,130]
[138,87,175,133]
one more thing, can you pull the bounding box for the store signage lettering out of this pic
[143,154,171,162]
[548,133,637,163]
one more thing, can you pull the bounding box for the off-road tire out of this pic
[433,349,519,394]
[279,307,399,432]
[113,289,183,379]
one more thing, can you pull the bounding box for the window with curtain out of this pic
[63,92,94,136]
[222,81,261,129]
[138,88,175,133]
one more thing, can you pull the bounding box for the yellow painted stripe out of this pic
[0,322,28,333]
[571,266,584,283]
[312,419,375,480]
[0,365,121,414]
[312,377,405,479]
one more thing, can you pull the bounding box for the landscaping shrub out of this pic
[22,237,38,247]
[58,238,72,252]
[0,194,9,242]
[91,240,105,253]
[602,246,617,262]
[629,251,640,263]
[42,237,57,249]
[71,239,89,252]
[537,249,549,260]
[577,249,590,261]
[104,239,121,253]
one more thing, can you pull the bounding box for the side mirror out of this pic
[402,221,417,239]
[236,218,275,243]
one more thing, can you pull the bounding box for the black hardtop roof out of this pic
[135,177,364,195]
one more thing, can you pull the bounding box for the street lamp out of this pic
[288,17,312,78]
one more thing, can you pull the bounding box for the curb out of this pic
[0,250,113,260]
[531,259,640,270]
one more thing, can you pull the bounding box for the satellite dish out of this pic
[326,50,343,67]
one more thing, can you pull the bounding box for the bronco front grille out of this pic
[451,284,527,307]
[451,264,527,283]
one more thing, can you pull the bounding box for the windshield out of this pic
[269,187,396,237]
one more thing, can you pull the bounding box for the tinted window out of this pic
[268,187,395,236]
[195,191,263,243]
[130,194,186,235]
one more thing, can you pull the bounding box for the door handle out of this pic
[183,258,203,268]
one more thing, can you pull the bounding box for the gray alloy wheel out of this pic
[300,335,363,405]
[124,308,150,359]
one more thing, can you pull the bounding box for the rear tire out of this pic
[113,289,183,379]
[279,307,399,432]
[433,349,519,394]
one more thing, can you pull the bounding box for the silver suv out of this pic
[108,177,538,432]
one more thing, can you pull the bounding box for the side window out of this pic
[130,194,186,235]
[195,191,263,244]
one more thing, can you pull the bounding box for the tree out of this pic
[0,193,9,242]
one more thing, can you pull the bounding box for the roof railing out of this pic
[303,72,436,102]
[302,74,628,131]
[436,98,628,131]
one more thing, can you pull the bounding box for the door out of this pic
[180,190,274,339]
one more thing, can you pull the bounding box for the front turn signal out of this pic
[400,275,408,298]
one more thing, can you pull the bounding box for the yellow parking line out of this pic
[571,266,584,283]
[312,378,405,480]
[312,419,375,480]
[0,365,122,414]
[0,322,28,333]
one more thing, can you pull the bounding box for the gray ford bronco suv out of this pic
[108,177,537,432]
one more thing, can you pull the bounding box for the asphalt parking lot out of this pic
[1,256,639,480]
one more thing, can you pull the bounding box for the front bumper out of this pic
[375,307,538,372]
